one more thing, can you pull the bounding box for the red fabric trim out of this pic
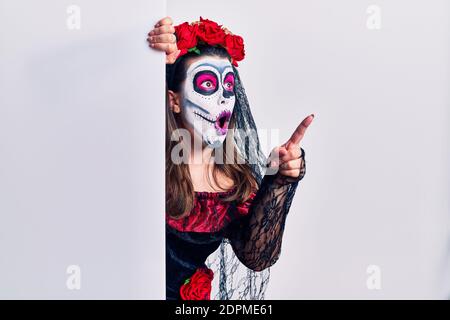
[166,191,256,233]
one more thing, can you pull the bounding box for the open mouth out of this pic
[193,110,232,136]
[214,110,232,135]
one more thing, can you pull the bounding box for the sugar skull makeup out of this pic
[182,57,236,148]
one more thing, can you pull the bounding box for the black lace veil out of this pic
[206,65,300,300]
[206,66,270,299]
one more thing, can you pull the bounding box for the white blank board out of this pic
[0,0,166,299]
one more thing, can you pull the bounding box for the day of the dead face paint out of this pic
[181,57,236,148]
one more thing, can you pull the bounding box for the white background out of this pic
[168,0,450,299]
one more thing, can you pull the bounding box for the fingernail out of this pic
[149,30,154,35]
[150,43,155,47]
[311,113,315,118]
[149,36,153,41]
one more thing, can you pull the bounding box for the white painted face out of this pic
[182,57,236,148]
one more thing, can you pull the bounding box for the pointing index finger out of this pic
[284,114,314,149]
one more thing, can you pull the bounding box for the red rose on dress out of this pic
[180,267,214,300]
[197,16,226,46]
[174,22,199,57]
[224,34,245,67]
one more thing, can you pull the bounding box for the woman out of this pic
[148,16,314,300]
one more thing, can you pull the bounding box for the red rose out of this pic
[174,22,199,57]
[180,267,214,300]
[224,34,245,67]
[172,17,246,66]
[197,16,226,46]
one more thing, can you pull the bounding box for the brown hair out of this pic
[166,44,257,219]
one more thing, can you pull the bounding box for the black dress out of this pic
[166,152,306,300]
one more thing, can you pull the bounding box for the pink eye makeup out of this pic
[223,72,235,92]
[193,71,218,95]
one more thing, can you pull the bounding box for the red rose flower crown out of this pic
[174,17,245,67]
